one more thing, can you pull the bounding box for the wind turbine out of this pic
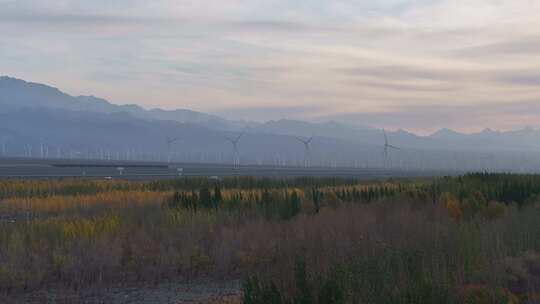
[166,137,180,163]
[25,144,32,158]
[1,136,9,157]
[225,133,244,167]
[383,129,400,168]
[296,136,314,167]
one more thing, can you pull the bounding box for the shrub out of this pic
[481,201,506,220]
[392,280,452,304]
[440,192,462,221]
[317,276,344,304]
[293,259,313,304]
[462,191,488,219]
[243,277,284,304]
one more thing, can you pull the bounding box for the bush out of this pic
[243,277,284,304]
[317,276,344,304]
[293,259,313,304]
[481,201,506,220]
[462,191,488,219]
[392,280,452,304]
[440,192,462,221]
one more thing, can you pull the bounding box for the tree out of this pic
[199,187,212,209]
[439,192,462,221]
[290,191,301,218]
[462,191,488,219]
[312,188,321,214]
[213,184,223,209]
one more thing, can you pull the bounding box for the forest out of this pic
[1,174,539,303]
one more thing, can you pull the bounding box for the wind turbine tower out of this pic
[25,144,32,158]
[1,141,6,157]
[383,130,400,168]
[166,137,180,163]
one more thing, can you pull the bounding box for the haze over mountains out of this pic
[1,76,540,171]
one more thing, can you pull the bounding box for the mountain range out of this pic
[1,75,540,170]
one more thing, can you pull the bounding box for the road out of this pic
[0,157,461,180]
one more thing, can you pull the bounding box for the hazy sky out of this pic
[1,0,539,133]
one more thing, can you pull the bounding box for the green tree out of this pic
[213,184,222,209]
[199,187,212,209]
[290,191,301,217]
[312,188,321,214]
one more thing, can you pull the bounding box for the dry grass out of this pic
[1,190,170,215]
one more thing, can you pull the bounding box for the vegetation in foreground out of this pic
[0,174,540,303]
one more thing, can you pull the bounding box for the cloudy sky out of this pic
[1,0,539,133]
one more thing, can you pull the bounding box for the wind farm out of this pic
[0,123,538,180]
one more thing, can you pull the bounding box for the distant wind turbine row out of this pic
[7,128,538,173]
[212,130,398,168]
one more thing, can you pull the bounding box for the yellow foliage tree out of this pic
[439,192,462,221]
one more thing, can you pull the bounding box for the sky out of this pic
[1,0,539,134]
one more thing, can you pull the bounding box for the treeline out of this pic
[0,176,360,200]
[3,174,540,204]
[164,173,540,221]
[150,176,361,191]
[434,173,540,206]
[167,186,302,220]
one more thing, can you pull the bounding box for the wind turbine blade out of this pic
[167,136,180,145]
[388,144,400,150]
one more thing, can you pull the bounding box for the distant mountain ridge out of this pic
[2,75,540,157]
[0,76,237,130]
[0,76,388,141]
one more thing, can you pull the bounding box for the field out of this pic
[1,174,540,303]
